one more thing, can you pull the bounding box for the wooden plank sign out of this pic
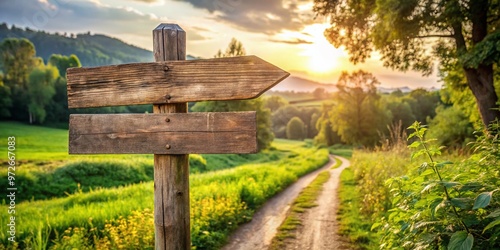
[66,23,290,250]
[67,56,289,108]
[69,112,257,154]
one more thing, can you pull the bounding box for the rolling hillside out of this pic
[0,23,153,66]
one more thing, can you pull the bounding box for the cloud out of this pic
[172,0,314,34]
[269,38,312,44]
[0,0,208,49]
[128,0,164,3]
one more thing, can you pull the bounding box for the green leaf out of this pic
[408,141,422,148]
[421,168,435,177]
[435,199,449,213]
[473,192,492,210]
[450,198,470,209]
[448,231,473,250]
[483,218,500,233]
[407,131,418,140]
[436,161,453,168]
[486,209,500,218]
[411,150,425,160]
[439,181,461,188]
[421,182,437,193]
[370,222,382,231]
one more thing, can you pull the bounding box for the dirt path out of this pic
[280,156,351,250]
[222,155,349,250]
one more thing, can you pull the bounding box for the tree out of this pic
[286,117,306,140]
[314,102,341,146]
[264,95,288,112]
[384,99,417,130]
[27,64,58,124]
[405,89,441,124]
[0,76,12,118]
[0,38,40,121]
[428,105,475,147]
[46,54,82,123]
[330,70,390,147]
[313,87,327,99]
[48,54,81,77]
[314,0,500,129]
[214,38,246,58]
[271,105,301,138]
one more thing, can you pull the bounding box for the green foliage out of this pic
[0,37,40,121]
[286,117,306,140]
[264,95,288,113]
[406,89,441,124]
[337,168,378,249]
[329,70,390,147]
[314,102,341,146]
[27,63,58,123]
[48,54,81,78]
[428,105,475,147]
[0,160,152,202]
[383,98,416,129]
[379,122,500,249]
[0,77,12,118]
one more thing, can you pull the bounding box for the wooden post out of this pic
[152,24,190,250]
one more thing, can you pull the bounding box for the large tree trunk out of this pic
[463,64,500,128]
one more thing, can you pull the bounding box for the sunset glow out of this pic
[301,24,347,74]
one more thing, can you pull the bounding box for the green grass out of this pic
[0,121,153,162]
[337,167,377,250]
[331,157,342,169]
[0,136,329,249]
[0,122,293,202]
[270,170,331,250]
[328,145,353,158]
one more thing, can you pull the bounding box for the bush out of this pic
[379,122,500,249]
[286,117,306,140]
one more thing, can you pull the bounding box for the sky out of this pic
[0,0,441,89]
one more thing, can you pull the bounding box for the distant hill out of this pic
[0,23,153,66]
[271,76,338,92]
[271,75,424,94]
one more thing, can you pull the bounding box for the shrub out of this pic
[286,117,306,140]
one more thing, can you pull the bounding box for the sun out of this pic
[301,24,346,75]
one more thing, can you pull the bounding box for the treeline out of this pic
[264,70,447,148]
[0,38,152,127]
[0,23,152,66]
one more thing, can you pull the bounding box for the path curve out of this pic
[281,156,351,249]
[222,155,349,250]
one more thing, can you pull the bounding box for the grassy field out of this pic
[0,122,329,249]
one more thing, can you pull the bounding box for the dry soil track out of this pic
[222,155,350,250]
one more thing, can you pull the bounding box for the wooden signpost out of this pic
[66,23,289,250]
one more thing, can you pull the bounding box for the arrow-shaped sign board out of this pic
[67,55,289,109]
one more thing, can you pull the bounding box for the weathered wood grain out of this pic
[66,55,290,108]
[152,23,190,250]
[68,112,257,154]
